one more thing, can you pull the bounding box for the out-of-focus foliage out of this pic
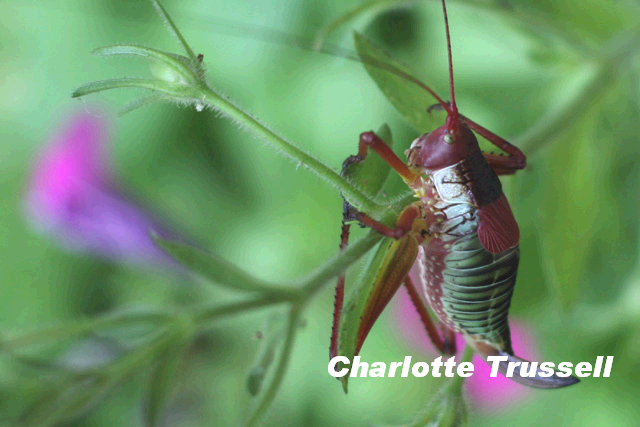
[2,0,640,426]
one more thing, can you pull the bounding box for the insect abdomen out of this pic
[422,231,519,353]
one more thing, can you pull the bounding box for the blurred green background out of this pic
[2,0,640,425]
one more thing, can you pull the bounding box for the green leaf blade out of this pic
[145,333,193,427]
[353,32,445,133]
[337,233,418,392]
[71,77,199,100]
[153,236,296,297]
[93,44,199,85]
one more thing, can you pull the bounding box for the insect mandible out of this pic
[330,0,579,389]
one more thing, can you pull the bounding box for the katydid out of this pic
[331,0,579,390]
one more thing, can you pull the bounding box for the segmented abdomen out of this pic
[420,215,519,353]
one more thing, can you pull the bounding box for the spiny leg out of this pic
[330,202,423,360]
[330,201,353,360]
[461,116,527,170]
[404,274,456,355]
[356,131,420,184]
[483,153,524,176]
[330,131,422,360]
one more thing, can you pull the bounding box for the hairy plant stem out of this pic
[4,310,175,349]
[445,345,474,392]
[407,345,474,427]
[196,85,386,216]
[193,294,293,324]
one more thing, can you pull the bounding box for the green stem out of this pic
[154,235,301,297]
[193,294,292,324]
[446,345,474,392]
[298,230,385,299]
[149,0,198,62]
[105,326,181,379]
[408,346,475,427]
[197,84,383,215]
[245,306,299,427]
[4,310,174,349]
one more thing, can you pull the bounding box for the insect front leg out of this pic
[355,131,421,184]
[330,131,420,360]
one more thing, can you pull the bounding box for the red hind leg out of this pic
[484,153,523,176]
[461,116,527,171]
[404,274,456,355]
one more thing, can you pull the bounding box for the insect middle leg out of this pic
[329,198,421,359]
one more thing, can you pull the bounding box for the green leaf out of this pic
[538,70,633,308]
[341,123,394,204]
[538,105,601,308]
[119,94,168,116]
[246,314,286,396]
[93,44,200,85]
[407,387,468,427]
[337,239,391,393]
[375,347,473,427]
[153,235,297,296]
[4,308,173,349]
[244,308,299,427]
[313,0,419,50]
[71,77,201,100]
[21,375,113,427]
[338,232,419,393]
[353,32,445,133]
[144,332,193,427]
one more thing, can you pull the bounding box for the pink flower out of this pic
[24,109,177,268]
[393,281,537,412]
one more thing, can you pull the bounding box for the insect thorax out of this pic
[414,151,517,350]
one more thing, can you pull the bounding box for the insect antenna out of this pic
[180,14,452,113]
[441,0,459,128]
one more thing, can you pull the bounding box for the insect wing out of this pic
[476,193,520,254]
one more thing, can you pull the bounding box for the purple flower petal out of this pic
[25,110,177,268]
[27,112,111,225]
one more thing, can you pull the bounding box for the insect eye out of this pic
[444,133,454,144]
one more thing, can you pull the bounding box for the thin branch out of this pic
[198,85,384,215]
[244,307,299,427]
